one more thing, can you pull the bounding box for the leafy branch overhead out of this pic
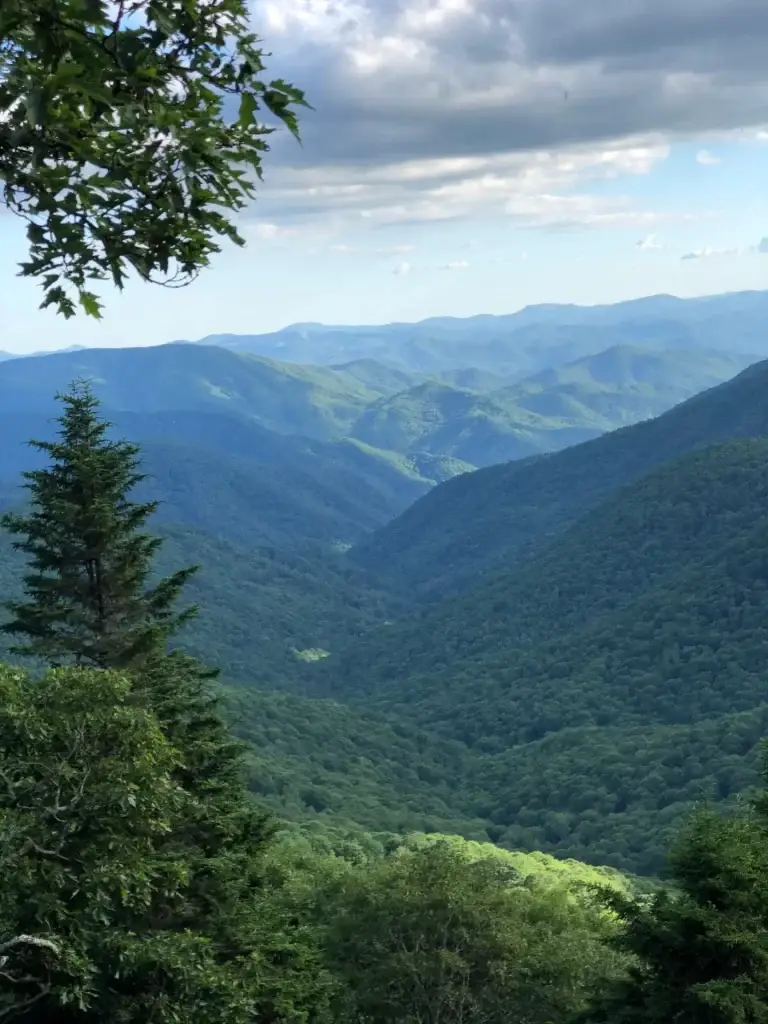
[0,0,309,318]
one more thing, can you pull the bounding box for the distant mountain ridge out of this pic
[2,291,768,874]
[180,289,768,376]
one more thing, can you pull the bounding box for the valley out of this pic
[7,5,768,1014]
[2,289,768,879]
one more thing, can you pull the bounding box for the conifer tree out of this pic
[1,380,197,669]
[0,386,333,1021]
[584,764,768,1024]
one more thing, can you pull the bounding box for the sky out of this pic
[3,0,768,352]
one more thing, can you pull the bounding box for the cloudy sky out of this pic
[4,0,768,352]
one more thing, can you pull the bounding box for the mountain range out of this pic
[3,288,768,877]
[184,289,768,375]
[0,334,754,475]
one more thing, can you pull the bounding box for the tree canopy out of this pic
[0,0,307,318]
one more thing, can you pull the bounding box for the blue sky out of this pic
[3,0,768,353]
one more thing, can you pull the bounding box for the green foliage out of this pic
[585,805,768,1024]
[1,382,196,668]
[0,0,307,317]
[0,664,234,1021]
[354,355,768,598]
[315,838,627,1024]
[0,393,335,1021]
[0,663,335,1022]
[304,439,768,873]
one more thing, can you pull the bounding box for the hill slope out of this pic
[350,346,753,469]
[0,340,752,479]
[353,356,768,598]
[0,410,437,549]
[0,343,377,439]
[306,439,768,871]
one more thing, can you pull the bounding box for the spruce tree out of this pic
[1,381,197,669]
[583,771,768,1024]
[0,385,332,1021]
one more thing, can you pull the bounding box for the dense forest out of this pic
[2,381,768,1022]
[5,0,768,1013]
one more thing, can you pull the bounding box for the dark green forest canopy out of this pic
[353,356,768,599]
[2,353,768,880]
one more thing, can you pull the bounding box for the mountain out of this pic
[329,359,432,396]
[0,342,385,438]
[186,289,768,374]
[353,355,768,599]
[0,340,751,479]
[0,410,440,549]
[306,438,768,872]
[3,324,768,876]
[499,345,753,426]
[350,346,753,469]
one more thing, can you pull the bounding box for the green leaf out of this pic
[79,291,103,318]
[238,91,257,127]
[26,223,45,245]
[25,88,45,128]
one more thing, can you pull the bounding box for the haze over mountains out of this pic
[3,288,768,876]
[185,290,768,375]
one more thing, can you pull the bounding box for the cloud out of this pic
[376,244,416,254]
[244,221,296,239]
[758,237,768,253]
[696,149,721,164]
[245,0,768,232]
[443,260,470,270]
[637,234,662,250]
[681,245,743,260]
[254,0,768,171]
[392,260,411,275]
[255,140,677,229]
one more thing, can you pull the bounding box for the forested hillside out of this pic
[0,340,751,475]
[2,338,768,877]
[6,0,768,1008]
[354,355,768,598]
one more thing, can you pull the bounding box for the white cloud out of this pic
[681,245,743,260]
[392,260,411,275]
[239,0,768,240]
[696,149,721,165]
[255,139,675,231]
[252,0,768,176]
[245,222,297,239]
[637,234,662,250]
[443,260,470,269]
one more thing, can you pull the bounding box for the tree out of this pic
[0,394,335,1022]
[319,839,625,1024]
[0,663,258,1023]
[583,802,768,1024]
[1,380,197,669]
[0,0,308,318]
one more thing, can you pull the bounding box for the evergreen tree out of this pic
[584,779,768,1024]
[1,381,197,669]
[0,387,333,1021]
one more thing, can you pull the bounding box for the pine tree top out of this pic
[1,380,198,670]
